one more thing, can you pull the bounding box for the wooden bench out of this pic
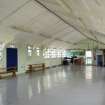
[26,63,45,73]
[0,67,17,79]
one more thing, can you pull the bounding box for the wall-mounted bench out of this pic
[0,67,17,79]
[26,63,45,73]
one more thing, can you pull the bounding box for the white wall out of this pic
[0,44,62,73]
[17,44,45,73]
[45,58,62,67]
[0,47,6,69]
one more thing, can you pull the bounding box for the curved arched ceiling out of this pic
[0,0,105,49]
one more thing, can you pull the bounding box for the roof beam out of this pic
[0,0,31,24]
[34,0,105,45]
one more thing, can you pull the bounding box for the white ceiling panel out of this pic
[1,0,105,49]
[0,0,30,22]
[60,32,85,43]
[1,1,46,27]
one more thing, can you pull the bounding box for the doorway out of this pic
[6,48,18,71]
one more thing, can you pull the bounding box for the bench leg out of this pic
[12,71,16,77]
[43,64,45,71]
[0,75,2,79]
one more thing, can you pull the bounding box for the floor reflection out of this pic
[34,68,68,93]
[3,79,19,105]
[37,80,41,94]
[28,85,33,100]
[0,93,3,105]
[0,65,105,105]
[85,66,93,80]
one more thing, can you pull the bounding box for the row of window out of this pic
[43,48,66,58]
[27,46,40,57]
[27,46,66,58]
[0,44,66,61]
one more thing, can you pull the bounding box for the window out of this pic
[85,51,93,65]
[57,50,61,58]
[51,48,56,58]
[43,48,46,57]
[86,51,92,58]
[61,50,66,57]
[36,48,40,56]
[10,44,15,48]
[27,45,33,56]
[47,48,50,58]
[43,48,66,58]
[43,48,50,58]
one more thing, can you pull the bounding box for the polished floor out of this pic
[0,65,105,105]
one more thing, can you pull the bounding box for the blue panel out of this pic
[97,55,103,66]
[6,48,18,71]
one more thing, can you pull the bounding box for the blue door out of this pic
[97,55,103,66]
[6,48,18,71]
